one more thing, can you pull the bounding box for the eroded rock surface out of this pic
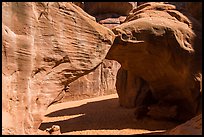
[107,2,202,122]
[167,2,202,24]
[60,2,128,101]
[84,2,137,16]
[2,2,202,135]
[2,2,114,134]
[61,60,120,101]
[165,114,202,135]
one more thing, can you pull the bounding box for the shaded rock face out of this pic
[84,2,137,29]
[61,2,134,101]
[115,68,152,108]
[165,114,202,135]
[167,2,202,24]
[2,2,114,134]
[61,60,120,101]
[107,2,202,122]
[84,2,137,16]
[72,2,84,9]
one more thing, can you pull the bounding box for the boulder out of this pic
[45,125,61,135]
[2,2,114,134]
[106,2,202,122]
[132,2,202,25]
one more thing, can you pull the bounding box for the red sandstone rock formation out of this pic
[2,2,114,134]
[165,114,202,135]
[2,2,202,135]
[84,2,137,16]
[106,2,202,122]
[61,60,120,101]
[60,2,130,101]
[167,2,202,24]
[61,2,137,102]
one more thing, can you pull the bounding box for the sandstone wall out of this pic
[2,2,114,134]
[61,2,136,101]
[2,2,202,135]
[61,60,120,101]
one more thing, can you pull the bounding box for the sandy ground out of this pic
[39,93,180,135]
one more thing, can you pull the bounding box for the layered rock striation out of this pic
[106,2,202,122]
[2,2,202,135]
[2,2,114,134]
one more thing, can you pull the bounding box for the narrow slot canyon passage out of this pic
[2,2,202,135]
[38,93,179,135]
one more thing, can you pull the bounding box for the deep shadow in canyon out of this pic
[39,97,180,134]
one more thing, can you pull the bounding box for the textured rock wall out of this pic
[165,114,202,135]
[107,2,202,121]
[2,2,202,135]
[2,2,114,134]
[61,2,138,101]
[115,68,151,108]
[61,60,120,101]
[167,2,202,23]
[84,2,137,16]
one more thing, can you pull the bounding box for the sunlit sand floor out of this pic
[39,93,180,135]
